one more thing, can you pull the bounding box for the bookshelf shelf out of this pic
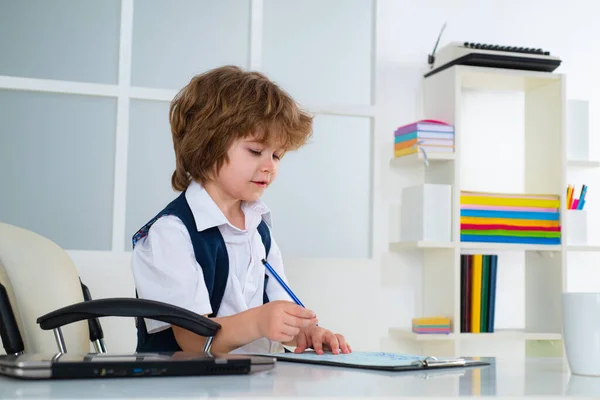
[389,241,455,251]
[389,329,561,342]
[389,152,455,167]
[389,65,568,358]
[390,329,454,342]
[566,245,600,252]
[389,241,563,252]
[567,159,600,168]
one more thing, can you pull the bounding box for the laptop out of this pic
[0,351,276,379]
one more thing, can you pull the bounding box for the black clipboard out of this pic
[252,351,489,372]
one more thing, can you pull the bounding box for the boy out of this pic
[131,65,351,356]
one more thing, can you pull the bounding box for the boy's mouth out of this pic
[251,180,268,188]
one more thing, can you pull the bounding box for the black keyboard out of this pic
[425,41,561,78]
[462,42,550,56]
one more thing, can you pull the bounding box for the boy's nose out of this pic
[260,157,276,173]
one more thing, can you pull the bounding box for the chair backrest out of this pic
[0,222,89,354]
[0,260,24,354]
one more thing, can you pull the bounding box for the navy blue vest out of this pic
[132,191,271,352]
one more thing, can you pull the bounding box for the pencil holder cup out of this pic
[566,210,587,245]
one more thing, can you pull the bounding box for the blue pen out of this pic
[261,259,305,308]
[578,185,588,210]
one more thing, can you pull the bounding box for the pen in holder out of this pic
[566,210,587,245]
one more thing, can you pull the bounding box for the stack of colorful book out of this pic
[394,119,454,158]
[411,316,451,334]
[460,191,561,245]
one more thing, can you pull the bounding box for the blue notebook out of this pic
[460,210,559,220]
[460,235,561,245]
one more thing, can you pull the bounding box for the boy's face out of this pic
[215,135,283,202]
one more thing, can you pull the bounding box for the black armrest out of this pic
[36,298,221,338]
[79,278,104,342]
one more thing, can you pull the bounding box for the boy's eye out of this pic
[248,148,282,160]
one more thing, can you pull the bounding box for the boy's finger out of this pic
[312,340,324,355]
[280,324,301,339]
[325,332,340,354]
[285,304,316,319]
[295,333,308,353]
[338,334,351,354]
[284,314,318,328]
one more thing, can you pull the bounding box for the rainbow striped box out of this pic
[460,191,561,245]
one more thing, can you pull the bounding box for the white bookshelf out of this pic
[389,241,562,252]
[389,241,455,251]
[567,160,600,168]
[389,329,562,342]
[389,152,455,167]
[389,65,568,357]
[566,245,600,252]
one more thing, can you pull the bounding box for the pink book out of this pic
[395,119,454,136]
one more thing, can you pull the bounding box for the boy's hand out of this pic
[294,326,351,355]
[256,301,318,342]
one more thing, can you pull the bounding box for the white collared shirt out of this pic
[131,180,293,354]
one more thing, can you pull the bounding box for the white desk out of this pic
[0,357,599,399]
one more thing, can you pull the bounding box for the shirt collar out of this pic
[185,180,272,232]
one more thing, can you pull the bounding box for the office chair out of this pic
[0,222,218,356]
